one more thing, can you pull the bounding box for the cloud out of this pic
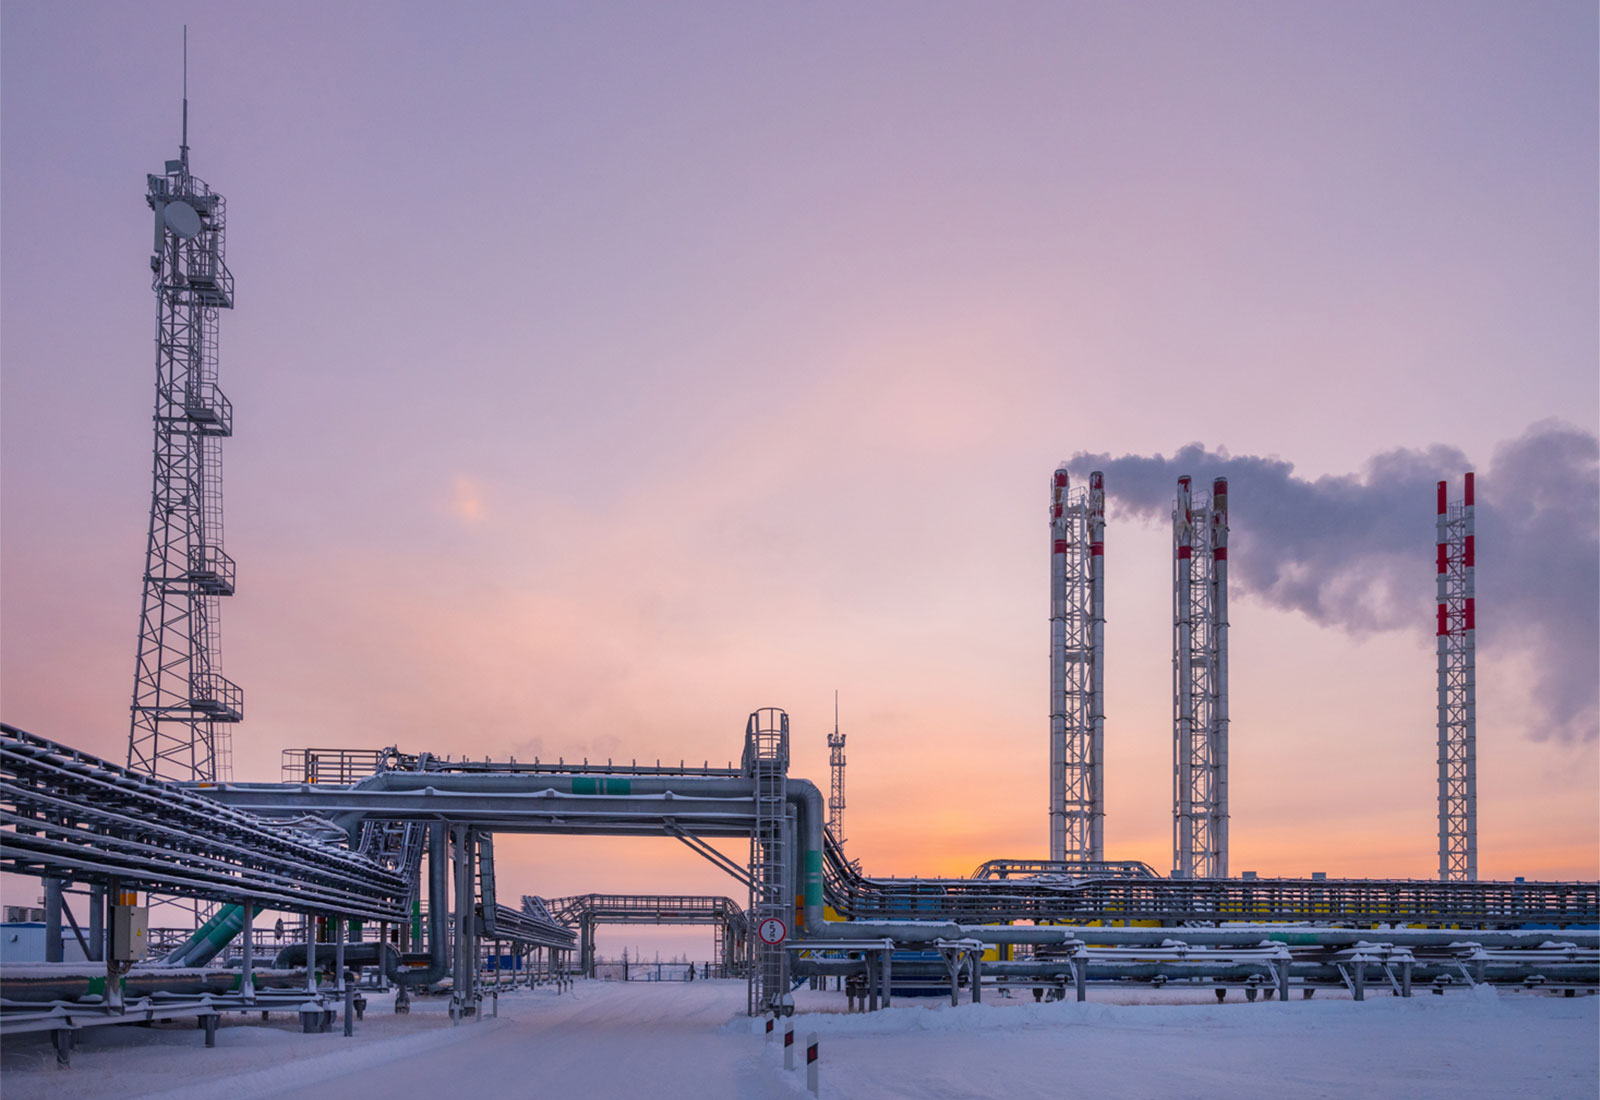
[1069,421,1599,743]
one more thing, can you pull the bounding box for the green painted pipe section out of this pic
[165,903,259,966]
[570,777,632,795]
[805,849,823,917]
[412,896,422,943]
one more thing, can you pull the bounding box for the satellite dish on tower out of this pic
[163,200,202,239]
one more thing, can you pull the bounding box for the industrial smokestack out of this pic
[1050,466,1103,863]
[1437,472,1477,881]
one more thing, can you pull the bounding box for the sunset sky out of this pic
[3,2,1596,959]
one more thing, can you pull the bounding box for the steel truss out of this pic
[1436,474,1477,881]
[1049,468,1105,862]
[128,117,241,786]
[535,894,747,977]
[1173,476,1228,878]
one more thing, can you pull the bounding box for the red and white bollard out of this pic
[783,1020,795,1070]
[765,1015,775,1041]
[806,1031,819,1095]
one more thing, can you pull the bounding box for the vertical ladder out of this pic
[744,708,790,1015]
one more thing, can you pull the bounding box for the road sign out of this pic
[757,917,788,945]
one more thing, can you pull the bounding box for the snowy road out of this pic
[2,979,1595,1099]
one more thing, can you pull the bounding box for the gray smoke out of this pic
[1070,421,1599,743]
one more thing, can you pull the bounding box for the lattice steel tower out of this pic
[127,59,242,783]
[1173,476,1228,878]
[1436,473,1476,882]
[826,692,846,844]
[1049,466,1105,863]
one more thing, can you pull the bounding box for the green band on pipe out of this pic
[571,777,632,795]
[805,849,823,911]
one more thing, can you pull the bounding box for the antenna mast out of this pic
[127,30,242,785]
[827,692,847,844]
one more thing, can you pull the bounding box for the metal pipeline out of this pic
[387,821,449,988]
[271,942,398,971]
[314,770,829,934]
[0,967,312,1003]
[788,779,825,934]
[164,903,256,967]
[807,922,1085,946]
[1028,925,1600,950]
[790,956,1600,986]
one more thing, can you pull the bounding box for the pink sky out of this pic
[3,2,1596,954]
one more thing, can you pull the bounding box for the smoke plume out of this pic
[1070,421,1599,743]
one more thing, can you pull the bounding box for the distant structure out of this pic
[1436,473,1477,882]
[1049,466,1105,862]
[1173,476,1228,878]
[127,42,242,784]
[826,692,846,843]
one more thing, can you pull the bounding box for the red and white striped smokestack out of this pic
[1173,476,1194,877]
[1088,470,1106,861]
[1462,472,1476,877]
[1210,477,1229,878]
[1049,465,1070,861]
[1464,472,1475,634]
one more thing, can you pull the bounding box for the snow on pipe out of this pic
[321,771,828,937]
[809,922,1085,946]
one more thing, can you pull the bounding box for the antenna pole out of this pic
[180,26,189,169]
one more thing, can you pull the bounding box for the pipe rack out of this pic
[0,725,406,921]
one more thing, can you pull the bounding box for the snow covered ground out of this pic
[2,979,1594,1099]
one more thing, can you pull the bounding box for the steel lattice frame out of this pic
[1437,474,1477,882]
[1049,468,1105,863]
[744,708,790,1015]
[1174,477,1228,879]
[128,116,241,785]
[827,724,846,845]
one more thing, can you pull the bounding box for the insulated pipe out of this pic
[807,922,1084,946]
[0,968,319,1003]
[165,903,256,967]
[312,773,765,837]
[955,924,1600,949]
[451,824,473,1017]
[241,898,254,1000]
[43,879,63,963]
[1174,476,1194,877]
[386,822,449,988]
[1210,476,1229,879]
[1088,471,1106,863]
[224,769,829,928]
[88,886,104,963]
[788,780,825,934]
